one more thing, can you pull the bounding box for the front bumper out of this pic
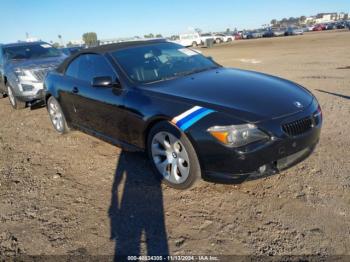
[190,101,322,182]
[9,79,45,102]
[16,89,45,103]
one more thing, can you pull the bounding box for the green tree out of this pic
[66,41,74,47]
[82,32,98,47]
[52,42,60,48]
[270,19,277,25]
[144,33,154,38]
[194,28,202,34]
[155,34,163,38]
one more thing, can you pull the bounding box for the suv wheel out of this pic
[47,96,69,134]
[192,41,198,47]
[7,84,26,109]
[147,121,201,189]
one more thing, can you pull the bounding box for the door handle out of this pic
[72,87,79,94]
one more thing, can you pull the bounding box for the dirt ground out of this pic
[1,30,350,259]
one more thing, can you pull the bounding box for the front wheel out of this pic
[47,96,69,134]
[147,121,201,189]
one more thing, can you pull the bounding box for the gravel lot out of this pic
[0,30,349,259]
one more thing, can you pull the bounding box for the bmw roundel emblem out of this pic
[294,101,303,108]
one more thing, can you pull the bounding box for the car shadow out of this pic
[316,89,350,100]
[108,151,169,260]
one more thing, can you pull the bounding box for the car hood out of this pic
[7,56,66,70]
[146,68,314,122]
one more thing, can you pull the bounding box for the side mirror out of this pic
[92,76,113,87]
[91,76,121,88]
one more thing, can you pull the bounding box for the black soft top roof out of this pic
[56,39,168,73]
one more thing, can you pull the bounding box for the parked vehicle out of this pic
[199,33,214,45]
[214,33,234,43]
[246,30,264,39]
[60,46,82,56]
[313,24,325,31]
[336,22,346,29]
[307,25,315,31]
[326,23,336,30]
[0,41,66,109]
[44,39,322,189]
[263,28,285,37]
[174,33,201,47]
[272,28,286,37]
[285,27,304,36]
[234,33,242,40]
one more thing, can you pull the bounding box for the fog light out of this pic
[22,84,34,91]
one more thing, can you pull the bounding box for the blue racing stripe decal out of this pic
[175,107,208,128]
[179,109,214,131]
[171,106,215,131]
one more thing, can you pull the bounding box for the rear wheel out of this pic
[47,96,69,134]
[192,41,198,47]
[7,84,26,109]
[147,121,201,189]
[215,38,222,44]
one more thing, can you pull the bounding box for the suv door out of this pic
[66,54,126,142]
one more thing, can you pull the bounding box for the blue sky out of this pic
[1,0,349,43]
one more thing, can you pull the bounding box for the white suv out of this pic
[174,33,201,47]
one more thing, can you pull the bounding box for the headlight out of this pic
[207,124,269,147]
[14,68,38,82]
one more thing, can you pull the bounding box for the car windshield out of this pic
[3,43,63,61]
[111,42,219,84]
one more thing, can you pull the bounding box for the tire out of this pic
[192,41,198,47]
[215,38,222,44]
[227,38,232,42]
[147,121,201,190]
[7,84,26,109]
[47,96,69,134]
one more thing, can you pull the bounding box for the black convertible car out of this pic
[44,39,322,189]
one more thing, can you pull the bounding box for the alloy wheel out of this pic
[7,86,15,106]
[48,99,64,132]
[151,131,190,184]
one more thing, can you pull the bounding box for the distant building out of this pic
[314,12,348,23]
[337,12,348,20]
[302,12,348,25]
[304,16,316,24]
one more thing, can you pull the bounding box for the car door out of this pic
[68,54,126,142]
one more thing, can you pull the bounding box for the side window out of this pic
[65,56,80,78]
[77,54,116,83]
